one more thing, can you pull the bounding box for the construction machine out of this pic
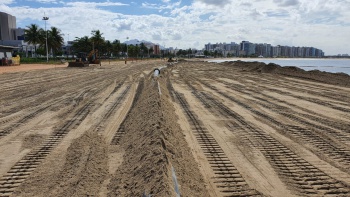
[68,49,100,67]
[87,49,100,64]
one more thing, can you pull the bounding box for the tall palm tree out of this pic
[140,42,148,57]
[105,40,112,57]
[112,40,121,57]
[24,24,45,57]
[90,30,104,50]
[47,27,64,56]
[90,30,105,59]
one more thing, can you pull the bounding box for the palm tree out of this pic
[24,24,45,57]
[47,27,64,56]
[127,45,140,58]
[112,40,121,57]
[149,47,154,55]
[72,36,92,53]
[90,30,105,58]
[105,40,112,57]
[140,42,148,58]
[90,30,104,49]
[122,43,127,57]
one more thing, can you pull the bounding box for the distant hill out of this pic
[123,39,167,49]
[124,39,155,47]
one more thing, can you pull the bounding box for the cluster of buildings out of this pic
[0,12,35,58]
[0,12,26,64]
[204,41,325,58]
[0,12,25,42]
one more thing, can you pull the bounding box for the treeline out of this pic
[24,24,64,57]
[72,30,153,58]
[175,48,198,57]
[24,24,155,58]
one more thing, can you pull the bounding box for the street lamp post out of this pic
[67,33,69,59]
[42,15,49,62]
[126,37,129,61]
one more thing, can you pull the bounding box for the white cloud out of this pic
[249,8,262,19]
[32,0,60,4]
[142,1,181,11]
[152,32,163,41]
[171,32,182,40]
[0,0,14,4]
[3,0,350,55]
[0,5,12,14]
[142,2,157,8]
[113,21,132,31]
[195,0,232,7]
[66,1,128,7]
[273,0,300,7]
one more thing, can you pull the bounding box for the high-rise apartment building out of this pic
[240,41,256,56]
[153,45,160,55]
[0,12,16,41]
[204,41,324,58]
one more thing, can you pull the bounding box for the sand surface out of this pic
[0,60,350,196]
[0,63,68,74]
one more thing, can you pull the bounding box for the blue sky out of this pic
[1,0,350,55]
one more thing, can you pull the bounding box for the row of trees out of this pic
[176,49,198,57]
[24,24,64,57]
[72,30,155,58]
[24,24,176,59]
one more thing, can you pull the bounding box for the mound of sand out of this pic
[108,71,209,196]
[225,61,350,87]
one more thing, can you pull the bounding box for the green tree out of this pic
[139,42,148,57]
[112,40,121,57]
[35,47,45,56]
[122,43,127,56]
[104,40,113,57]
[47,27,64,57]
[127,45,140,58]
[99,41,107,56]
[176,49,185,56]
[90,30,104,49]
[24,24,44,57]
[149,47,154,55]
[187,48,192,58]
[72,36,92,53]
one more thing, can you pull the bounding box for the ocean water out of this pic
[208,58,350,75]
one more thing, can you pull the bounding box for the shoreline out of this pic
[204,58,350,75]
[212,60,350,87]
[203,57,350,61]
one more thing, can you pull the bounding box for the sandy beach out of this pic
[0,60,350,196]
[0,63,68,74]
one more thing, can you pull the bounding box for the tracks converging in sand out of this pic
[0,60,350,196]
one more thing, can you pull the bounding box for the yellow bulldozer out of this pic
[68,49,100,67]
